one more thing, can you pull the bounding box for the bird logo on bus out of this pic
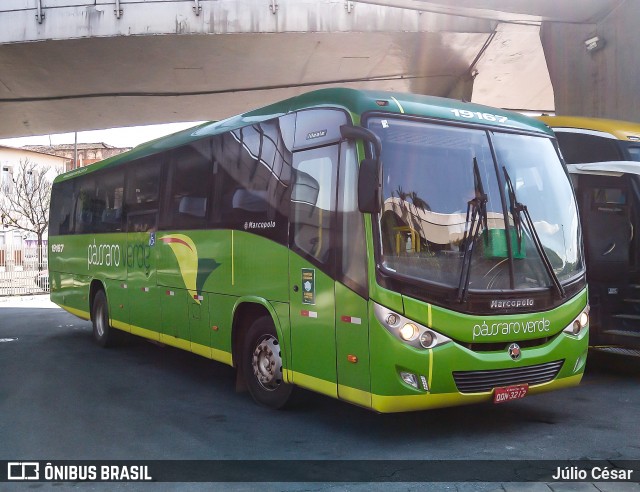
[160,233,220,304]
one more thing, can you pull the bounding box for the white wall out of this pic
[0,145,66,246]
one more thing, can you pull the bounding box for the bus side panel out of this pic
[157,231,289,303]
[49,269,74,311]
[160,287,190,345]
[104,278,130,333]
[189,293,210,358]
[156,230,226,295]
[49,234,126,318]
[49,235,88,314]
[335,282,371,408]
[231,231,289,302]
[72,274,91,316]
[207,293,236,363]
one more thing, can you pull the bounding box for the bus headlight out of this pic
[374,302,452,350]
[399,323,418,341]
[563,306,590,337]
[578,311,589,328]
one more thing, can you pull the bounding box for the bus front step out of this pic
[602,329,640,338]
[593,346,640,357]
[611,314,640,320]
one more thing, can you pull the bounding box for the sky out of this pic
[0,121,206,149]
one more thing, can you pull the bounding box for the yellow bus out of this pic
[538,115,640,163]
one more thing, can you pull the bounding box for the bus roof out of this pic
[55,87,553,183]
[538,115,640,142]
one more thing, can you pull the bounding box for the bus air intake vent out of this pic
[452,360,564,393]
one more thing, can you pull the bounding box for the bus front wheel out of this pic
[242,316,293,409]
[91,289,121,348]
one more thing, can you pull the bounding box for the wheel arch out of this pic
[88,278,106,320]
[231,297,289,377]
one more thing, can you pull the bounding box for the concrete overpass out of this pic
[0,0,636,139]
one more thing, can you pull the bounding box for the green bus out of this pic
[48,88,589,412]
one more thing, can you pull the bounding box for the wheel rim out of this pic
[251,335,283,391]
[95,304,105,338]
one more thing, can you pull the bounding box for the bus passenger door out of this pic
[578,175,631,283]
[289,145,338,397]
[334,142,371,408]
[576,174,632,338]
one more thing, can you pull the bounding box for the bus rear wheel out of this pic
[242,316,293,409]
[91,289,122,348]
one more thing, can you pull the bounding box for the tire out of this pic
[242,316,293,409]
[91,289,122,348]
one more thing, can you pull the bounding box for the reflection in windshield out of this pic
[502,166,565,298]
[457,157,488,301]
[369,117,583,294]
[622,141,640,161]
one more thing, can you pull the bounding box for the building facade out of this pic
[0,145,67,248]
[24,143,131,171]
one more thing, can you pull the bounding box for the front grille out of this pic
[452,360,564,393]
[462,336,552,352]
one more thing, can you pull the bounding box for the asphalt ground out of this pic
[1,294,639,491]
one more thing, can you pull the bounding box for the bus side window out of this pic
[49,180,74,236]
[162,140,212,230]
[94,170,124,233]
[211,120,292,244]
[338,142,367,296]
[73,177,96,234]
[125,158,161,232]
[291,145,338,267]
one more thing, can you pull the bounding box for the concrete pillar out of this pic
[541,1,640,122]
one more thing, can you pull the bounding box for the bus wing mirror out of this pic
[358,158,381,214]
[340,125,382,214]
[340,124,382,158]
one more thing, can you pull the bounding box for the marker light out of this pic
[420,375,429,391]
[573,349,588,373]
[399,323,418,341]
[419,331,435,349]
[386,313,400,327]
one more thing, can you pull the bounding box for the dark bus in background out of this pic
[539,116,640,352]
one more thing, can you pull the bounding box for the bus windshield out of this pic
[369,116,583,293]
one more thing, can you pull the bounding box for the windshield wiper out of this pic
[457,157,488,302]
[502,167,566,299]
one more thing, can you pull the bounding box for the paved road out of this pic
[1,295,640,491]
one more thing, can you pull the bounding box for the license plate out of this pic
[493,383,528,404]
